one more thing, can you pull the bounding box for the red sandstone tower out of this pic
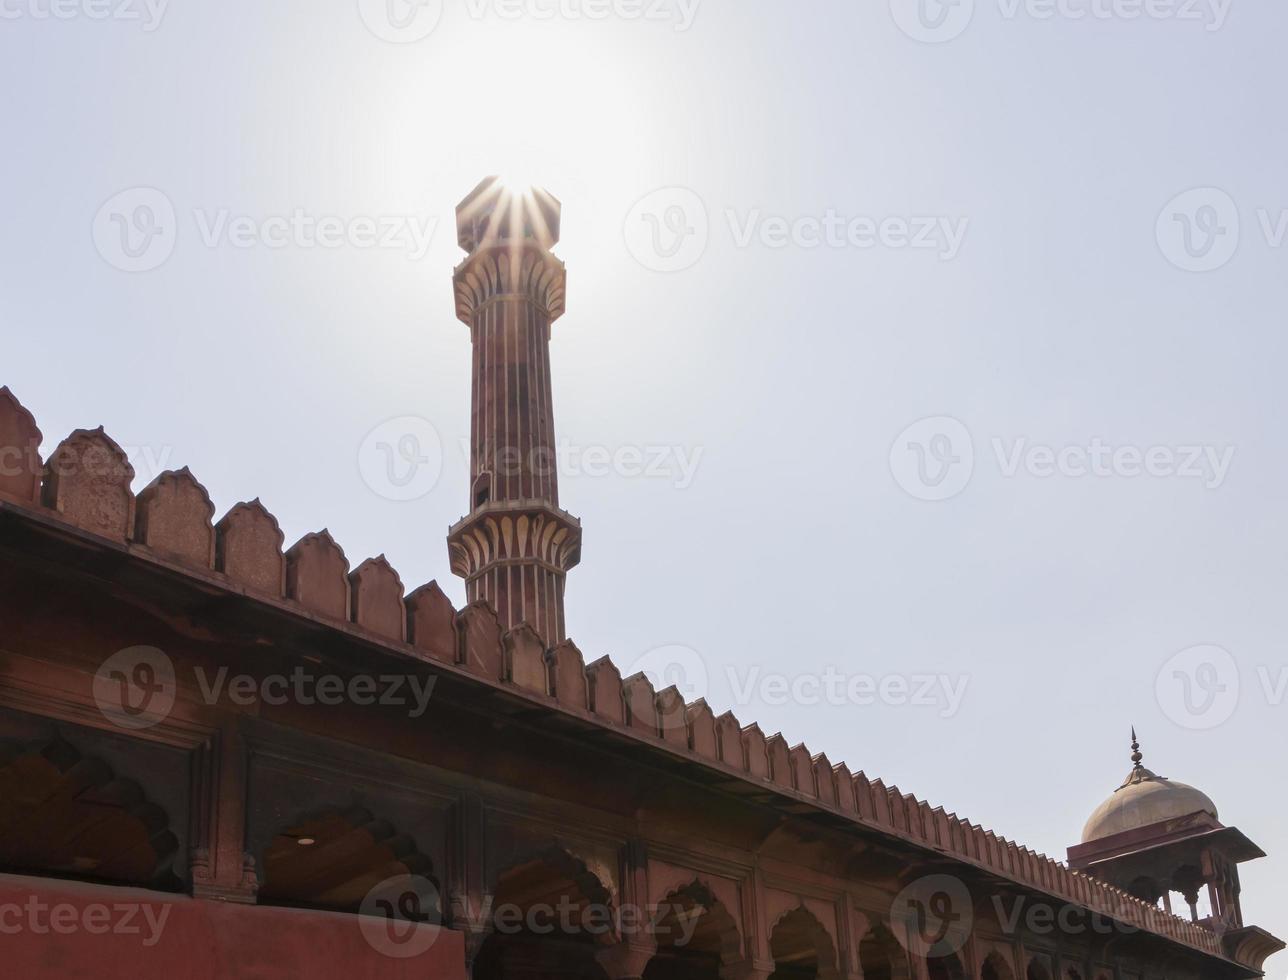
[447,177,581,647]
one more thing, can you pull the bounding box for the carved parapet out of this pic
[215,499,285,596]
[686,699,717,760]
[505,622,549,695]
[622,673,659,737]
[285,530,350,621]
[654,686,687,748]
[742,724,769,780]
[813,753,836,806]
[587,656,624,724]
[135,468,215,568]
[447,503,582,581]
[766,735,792,790]
[714,711,744,769]
[833,763,856,813]
[349,555,406,642]
[406,581,457,664]
[790,744,815,796]
[42,427,135,540]
[456,601,504,681]
[0,386,42,505]
[549,640,589,710]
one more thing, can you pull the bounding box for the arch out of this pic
[981,951,1016,980]
[768,904,839,979]
[258,806,439,919]
[642,879,743,980]
[858,922,911,980]
[472,845,616,980]
[1025,955,1054,980]
[0,738,179,889]
[927,951,967,980]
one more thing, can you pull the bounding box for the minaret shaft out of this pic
[470,296,559,508]
[447,178,581,648]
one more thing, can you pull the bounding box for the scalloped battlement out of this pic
[0,384,1229,961]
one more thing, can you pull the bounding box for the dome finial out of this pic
[1130,726,1144,770]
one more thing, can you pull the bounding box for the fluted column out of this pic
[447,177,581,648]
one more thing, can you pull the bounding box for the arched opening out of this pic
[981,952,1015,980]
[642,881,741,980]
[769,906,838,980]
[258,806,439,918]
[858,923,909,980]
[0,738,179,889]
[473,849,614,980]
[927,951,966,980]
[1025,957,1053,980]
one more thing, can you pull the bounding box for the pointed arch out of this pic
[642,878,743,980]
[858,921,911,980]
[981,950,1016,980]
[472,844,616,980]
[768,903,840,979]
[258,805,439,919]
[0,738,179,888]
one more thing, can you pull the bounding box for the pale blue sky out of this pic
[2,0,1284,954]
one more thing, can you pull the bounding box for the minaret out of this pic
[447,177,582,647]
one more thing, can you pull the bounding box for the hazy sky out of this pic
[2,0,1284,956]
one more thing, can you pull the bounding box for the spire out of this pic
[1131,726,1144,770]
